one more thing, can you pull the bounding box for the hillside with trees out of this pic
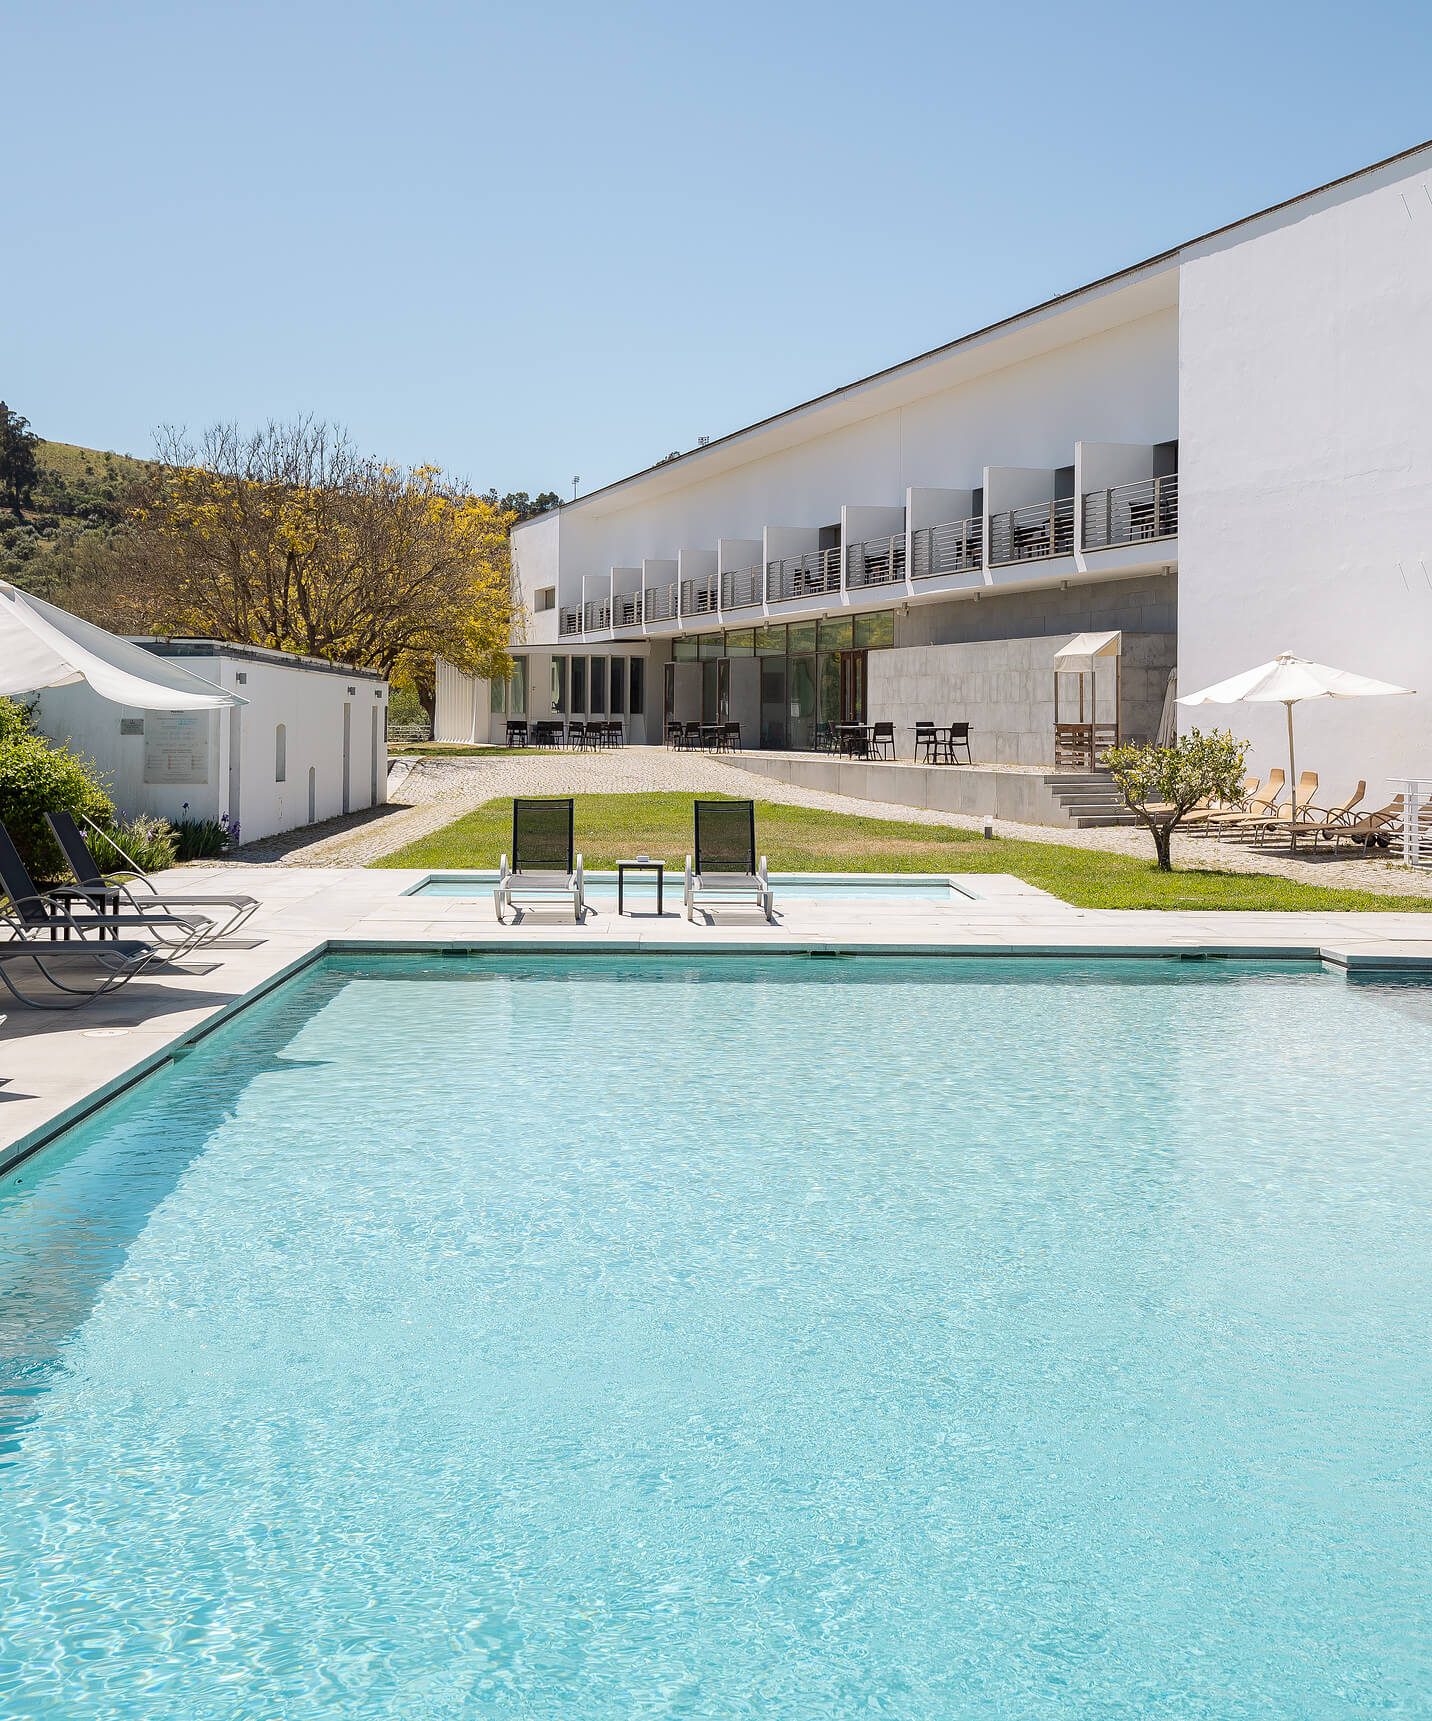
[0,405,558,726]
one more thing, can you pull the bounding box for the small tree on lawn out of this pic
[1104,728,1249,872]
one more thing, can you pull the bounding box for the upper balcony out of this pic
[1081,472,1178,549]
[766,547,842,605]
[910,515,982,581]
[988,496,1075,566]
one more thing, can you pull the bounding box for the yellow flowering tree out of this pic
[97,421,520,723]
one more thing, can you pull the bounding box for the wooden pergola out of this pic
[1053,630,1122,770]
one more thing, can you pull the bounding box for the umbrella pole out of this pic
[1286,701,1297,853]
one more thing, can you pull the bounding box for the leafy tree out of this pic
[1104,728,1250,872]
[480,489,560,521]
[91,420,520,727]
[0,403,40,517]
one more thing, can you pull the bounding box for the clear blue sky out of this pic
[9,0,1432,496]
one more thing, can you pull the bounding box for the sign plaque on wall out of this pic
[143,711,210,785]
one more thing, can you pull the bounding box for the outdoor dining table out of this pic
[837,724,873,758]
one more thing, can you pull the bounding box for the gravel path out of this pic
[219,746,1432,899]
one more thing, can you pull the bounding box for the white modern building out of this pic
[36,640,388,845]
[441,141,1432,802]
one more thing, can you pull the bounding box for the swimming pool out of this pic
[411,870,979,902]
[3,953,1431,1717]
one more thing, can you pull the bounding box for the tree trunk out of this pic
[1152,819,1173,871]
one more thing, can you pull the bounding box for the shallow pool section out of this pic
[4,954,1432,1718]
[412,869,978,902]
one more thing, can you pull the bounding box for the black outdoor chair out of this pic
[505,719,528,747]
[914,721,940,763]
[568,721,587,750]
[684,799,773,923]
[606,721,625,748]
[0,820,165,1008]
[720,722,741,752]
[870,721,896,760]
[0,818,212,959]
[945,721,973,764]
[666,719,684,749]
[494,797,584,923]
[48,811,258,943]
[682,721,702,751]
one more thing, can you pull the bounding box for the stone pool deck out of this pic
[4,863,1432,1175]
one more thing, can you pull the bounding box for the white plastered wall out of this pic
[1177,148,1432,796]
[36,653,387,843]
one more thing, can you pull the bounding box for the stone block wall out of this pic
[868,630,1176,765]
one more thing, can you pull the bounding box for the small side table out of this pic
[616,859,664,916]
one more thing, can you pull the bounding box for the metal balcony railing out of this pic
[559,606,583,636]
[582,600,610,633]
[720,564,763,610]
[845,534,906,590]
[612,592,643,629]
[911,515,983,579]
[644,583,677,623]
[681,576,719,617]
[1081,473,1178,549]
[766,547,842,603]
[988,495,1074,565]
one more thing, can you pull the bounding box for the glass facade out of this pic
[660,611,895,749]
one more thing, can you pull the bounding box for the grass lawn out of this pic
[372,792,1432,912]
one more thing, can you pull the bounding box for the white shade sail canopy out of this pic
[0,583,243,710]
[1052,629,1122,673]
[1178,653,1413,707]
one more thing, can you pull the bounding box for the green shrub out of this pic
[0,726,114,882]
[173,811,233,861]
[87,813,179,876]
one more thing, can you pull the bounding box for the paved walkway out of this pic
[231,747,1432,900]
[6,861,1432,1175]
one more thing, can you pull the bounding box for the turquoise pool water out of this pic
[413,871,974,902]
[3,954,1432,1718]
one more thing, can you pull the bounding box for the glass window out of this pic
[698,632,723,661]
[274,723,286,783]
[818,652,842,727]
[629,657,645,715]
[550,656,566,713]
[853,610,894,650]
[489,673,507,714]
[610,656,625,714]
[724,628,754,657]
[788,656,817,750]
[755,624,787,657]
[571,656,587,712]
[510,655,527,716]
[673,637,698,663]
[589,656,606,714]
[818,616,853,651]
[788,620,817,654]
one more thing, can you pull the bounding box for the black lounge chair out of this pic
[48,812,259,943]
[0,819,213,960]
[684,799,773,923]
[494,797,585,923]
[0,896,155,1009]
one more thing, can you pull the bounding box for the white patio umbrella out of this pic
[1177,652,1413,835]
[0,583,243,709]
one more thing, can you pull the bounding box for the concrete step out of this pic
[1069,812,1138,828]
